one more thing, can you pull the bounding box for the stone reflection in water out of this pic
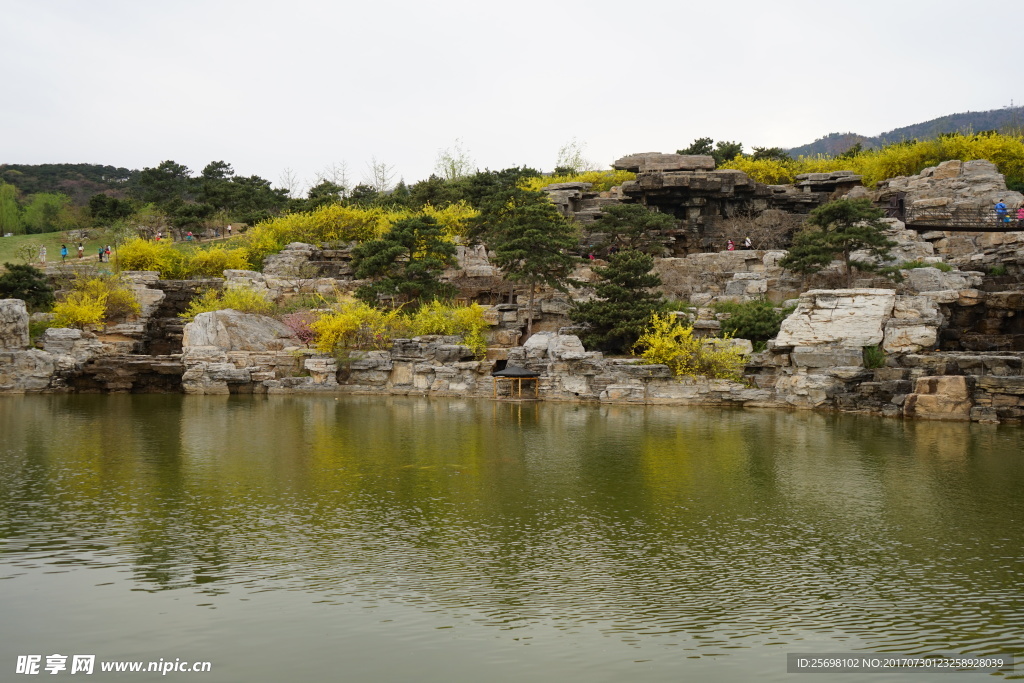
[1,394,1022,671]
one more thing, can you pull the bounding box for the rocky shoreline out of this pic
[5,154,1024,423]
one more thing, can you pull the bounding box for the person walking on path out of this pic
[77,242,84,258]
[104,245,111,262]
[1017,205,1024,227]
[727,239,735,251]
[38,246,46,264]
[226,224,232,237]
[98,246,105,262]
[744,236,752,249]
[995,199,1009,223]
[60,244,68,262]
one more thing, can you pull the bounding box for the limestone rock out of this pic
[183,310,300,352]
[775,289,895,348]
[882,322,938,354]
[613,153,716,173]
[790,345,864,368]
[0,299,29,350]
[905,267,969,293]
[40,328,105,362]
[903,376,973,421]
[0,348,65,392]
[548,334,586,360]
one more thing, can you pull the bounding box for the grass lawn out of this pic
[0,231,115,267]
[0,231,244,273]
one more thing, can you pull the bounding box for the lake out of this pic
[1,395,1021,681]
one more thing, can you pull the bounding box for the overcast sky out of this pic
[2,0,1020,195]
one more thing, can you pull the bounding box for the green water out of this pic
[1,395,1022,682]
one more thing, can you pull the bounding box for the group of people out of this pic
[726,237,754,251]
[44,243,110,264]
[994,199,1024,225]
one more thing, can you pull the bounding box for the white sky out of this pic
[1,0,1020,195]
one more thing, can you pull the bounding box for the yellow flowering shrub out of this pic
[118,238,252,278]
[408,300,489,356]
[243,205,409,266]
[177,245,251,278]
[51,291,107,329]
[519,169,636,193]
[180,287,274,322]
[720,132,1024,186]
[310,299,407,353]
[51,275,141,329]
[118,238,182,274]
[419,201,479,239]
[309,299,490,356]
[632,313,746,381]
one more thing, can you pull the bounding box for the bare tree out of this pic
[718,209,799,250]
[363,157,396,193]
[312,162,351,197]
[434,138,475,180]
[277,167,302,199]
[555,138,598,174]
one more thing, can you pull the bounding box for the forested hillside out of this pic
[0,164,135,205]
[788,107,1024,157]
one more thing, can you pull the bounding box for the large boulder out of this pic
[775,289,895,348]
[613,152,716,173]
[0,349,67,392]
[0,299,29,350]
[903,376,973,421]
[41,327,105,362]
[183,310,300,352]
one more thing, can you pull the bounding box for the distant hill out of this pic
[0,163,136,205]
[787,107,1024,158]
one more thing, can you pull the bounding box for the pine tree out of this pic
[780,198,897,288]
[352,216,457,308]
[0,263,55,310]
[570,250,666,353]
[478,190,580,337]
[589,203,676,256]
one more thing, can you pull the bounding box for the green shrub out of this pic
[901,260,952,272]
[715,299,790,344]
[988,265,1009,276]
[863,345,886,369]
[0,263,55,310]
[28,318,52,342]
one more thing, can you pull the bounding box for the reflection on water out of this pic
[1,395,1022,681]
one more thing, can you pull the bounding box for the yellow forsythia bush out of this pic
[632,313,746,381]
[721,132,1024,186]
[180,287,274,322]
[519,169,636,193]
[51,291,107,329]
[118,238,180,274]
[118,238,251,278]
[310,299,490,356]
[51,275,142,329]
[243,203,478,267]
[407,300,489,355]
[310,299,406,353]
